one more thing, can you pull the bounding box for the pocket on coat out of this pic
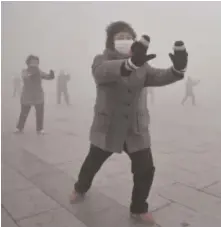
[92,112,111,133]
[137,110,150,133]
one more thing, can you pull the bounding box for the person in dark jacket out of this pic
[69,21,188,224]
[14,55,54,134]
[181,76,200,106]
[56,70,71,105]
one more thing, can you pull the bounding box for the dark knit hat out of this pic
[26,55,39,65]
[105,21,136,50]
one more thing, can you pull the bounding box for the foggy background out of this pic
[2,4,221,226]
[1,1,221,108]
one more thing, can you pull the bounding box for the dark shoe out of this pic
[131,212,156,225]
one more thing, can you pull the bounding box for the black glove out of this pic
[48,70,55,79]
[130,35,156,67]
[169,41,188,72]
[121,35,156,77]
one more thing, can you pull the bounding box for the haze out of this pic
[2,2,221,106]
[1,3,221,226]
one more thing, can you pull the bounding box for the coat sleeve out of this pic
[40,71,54,80]
[92,54,125,84]
[144,64,185,87]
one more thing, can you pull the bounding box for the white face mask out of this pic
[114,39,133,54]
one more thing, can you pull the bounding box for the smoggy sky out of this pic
[2,1,221,80]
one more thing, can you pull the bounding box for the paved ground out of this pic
[2,82,221,227]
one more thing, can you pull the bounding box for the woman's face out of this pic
[114,31,133,41]
[113,32,134,55]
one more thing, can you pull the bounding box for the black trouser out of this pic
[16,103,44,131]
[74,143,155,214]
[57,88,69,105]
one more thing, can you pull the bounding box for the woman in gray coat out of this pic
[15,55,54,134]
[70,21,188,224]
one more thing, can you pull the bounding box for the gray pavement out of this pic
[2,85,221,227]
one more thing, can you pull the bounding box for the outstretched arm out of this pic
[144,64,184,87]
[41,70,55,80]
[144,40,188,87]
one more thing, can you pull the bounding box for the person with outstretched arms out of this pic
[70,21,188,225]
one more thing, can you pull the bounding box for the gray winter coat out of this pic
[20,68,53,105]
[89,50,184,153]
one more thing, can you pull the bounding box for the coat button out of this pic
[127,89,132,93]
